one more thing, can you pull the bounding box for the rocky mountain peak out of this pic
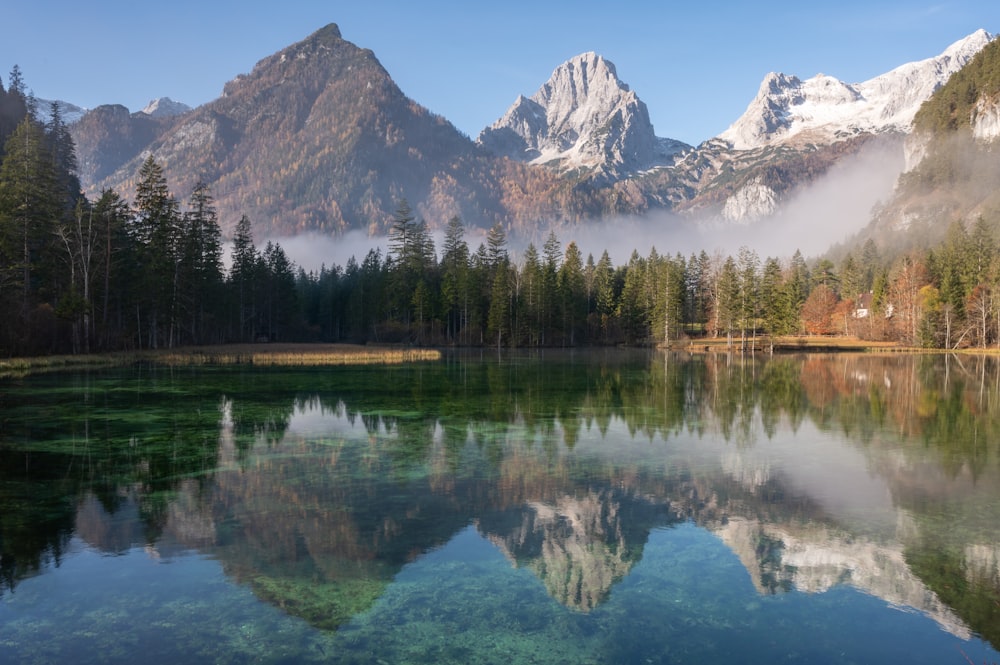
[718,29,994,150]
[139,97,192,118]
[478,52,688,180]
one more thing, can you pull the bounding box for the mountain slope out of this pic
[478,52,689,181]
[863,34,1000,245]
[75,24,605,236]
[72,104,176,185]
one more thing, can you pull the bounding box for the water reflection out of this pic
[1,352,999,651]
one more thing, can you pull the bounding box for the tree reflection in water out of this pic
[1,351,999,651]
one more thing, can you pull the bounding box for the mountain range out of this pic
[66,24,996,241]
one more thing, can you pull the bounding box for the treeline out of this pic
[0,68,298,355]
[4,65,1000,356]
[296,202,1000,351]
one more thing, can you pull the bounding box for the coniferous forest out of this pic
[3,67,1000,357]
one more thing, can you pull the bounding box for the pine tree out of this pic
[487,258,512,348]
[230,214,258,341]
[519,243,543,346]
[131,155,182,348]
[0,117,61,322]
[91,188,133,349]
[539,231,561,344]
[486,222,508,269]
[593,250,615,342]
[440,216,469,343]
[262,241,298,341]
[386,199,436,332]
[686,251,711,332]
[44,101,81,208]
[618,251,649,344]
[715,257,740,347]
[558,241,586,345]
[838,254,863,302]
[658,254,686,347]
[0,67,30,154]
[181,181,223,343]
[759,257,791,351]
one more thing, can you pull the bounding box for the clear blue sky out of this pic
[4,1,1000,146]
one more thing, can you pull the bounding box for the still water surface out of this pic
[1,351,999,664]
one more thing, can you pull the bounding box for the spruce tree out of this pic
[181,181,223,343]
[230,214,258,341]
[440,216,469,343]
[132,155,182,348]
[0,117,61,319]
[558,241,586,345]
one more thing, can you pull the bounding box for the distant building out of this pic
[853,293,873,319]
[853,292,893,319]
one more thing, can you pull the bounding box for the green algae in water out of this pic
[249,574,389,631]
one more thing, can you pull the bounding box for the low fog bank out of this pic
[256,139,905,273]
[525,140,904,265]
[754,139,905,258]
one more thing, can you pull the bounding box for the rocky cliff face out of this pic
[478,52,689,181]
[972,95,1000,141]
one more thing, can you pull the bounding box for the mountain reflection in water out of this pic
[2,351,999,659]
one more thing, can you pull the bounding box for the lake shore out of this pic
[0,343,441,378]
[6,338,1000,378]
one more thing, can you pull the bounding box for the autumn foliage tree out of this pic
[801,284,838,335]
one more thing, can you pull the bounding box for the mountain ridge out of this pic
[67,24,996,238]
[719,29,993,150]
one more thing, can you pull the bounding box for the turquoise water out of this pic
[1,351,998,664]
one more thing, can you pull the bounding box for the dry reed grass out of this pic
[149,344,441,366]
[0,344,440,378]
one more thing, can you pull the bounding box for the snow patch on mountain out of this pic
[719,30,994,150]
[478,52,689,179]
[139,97,192,118]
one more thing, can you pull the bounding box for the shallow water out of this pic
[1,351,998,664]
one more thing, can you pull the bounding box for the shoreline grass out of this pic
[148,343,442,367]
[0,343,441,378]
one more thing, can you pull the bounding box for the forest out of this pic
[2,66,1000,357]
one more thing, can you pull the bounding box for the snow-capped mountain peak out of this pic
[477,52,689,180]
[139,97,192,118]
[719,29,994,150]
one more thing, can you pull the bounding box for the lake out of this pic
[1,350,999,664]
